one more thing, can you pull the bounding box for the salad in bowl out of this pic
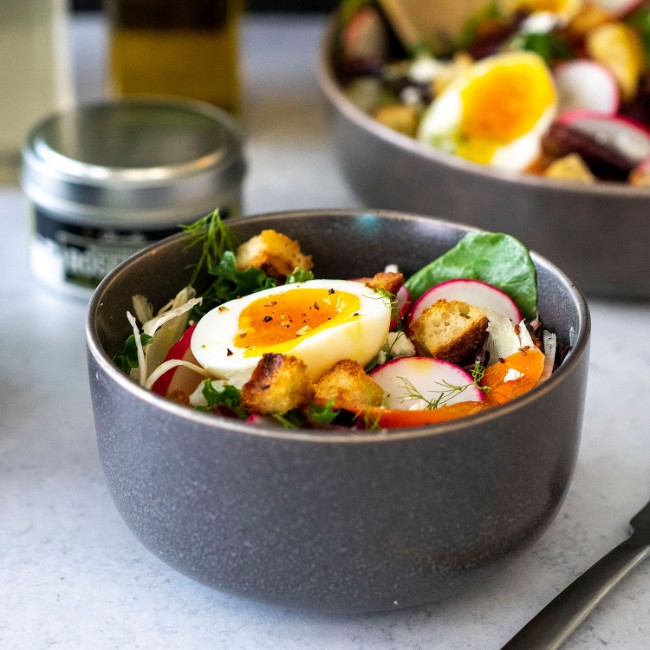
[336,0,650,184]
[113,210,561,430]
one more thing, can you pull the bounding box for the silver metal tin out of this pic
[21,97,246,298]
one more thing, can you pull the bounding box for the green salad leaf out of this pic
[627,5,650,63]
[112,333,153,373]
[455,1,503,51]
[508,30,574,64]
[199,380,247,419]
[181,208,237,289]
[404,231,538,320]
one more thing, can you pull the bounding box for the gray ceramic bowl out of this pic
[317,17,650,300]
[86,210,590,613]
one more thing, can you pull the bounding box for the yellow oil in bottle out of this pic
[105,0,242,114]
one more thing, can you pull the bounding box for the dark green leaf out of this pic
[200,380,247,419]
[191,251,277,319]
[626,5,650,63]
[404,231,538,320]
[508,30,574,64]
[455,1,503,51]
[307,401,340,425]
[112,333,153,373]
[181,208,238,288]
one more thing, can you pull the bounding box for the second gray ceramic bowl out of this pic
[317,17,650,300]
[87,210,590,613]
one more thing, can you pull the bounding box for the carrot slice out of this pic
[480,347,545,406]
[355,401,488,429]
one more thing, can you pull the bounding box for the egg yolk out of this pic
[458,60,555,163]
[235,287,361,355]
[512,0,571,13]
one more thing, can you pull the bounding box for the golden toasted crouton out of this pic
[313,359,384,410]
[372,103,419,137]
[235,229,313,280]
[241,353,314,414]
[409,299,488,364]
[360,271,404,296]
[544,154,595,183]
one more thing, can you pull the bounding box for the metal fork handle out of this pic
[501,538,650,650]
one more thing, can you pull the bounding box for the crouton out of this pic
[360,271,404,296]
[409,299,488,364]
[241,353,314,414]
[313,359,384,410]
[544,154,595,183]
[235,229,313,280]
[372,103,419,137]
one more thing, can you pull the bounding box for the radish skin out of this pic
[408,278,521,327]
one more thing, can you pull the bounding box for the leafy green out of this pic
[454,1,503,51]
[307,401,340,426]
[404,231,538,320]
[181,209,237,289]
[627,5,650,63]
[339,0,373,26]
[286,268,315,284]
[191,251,278,319]
[198,380,247,419]
[112,333,153,373]
[508,30,574,64]
[270,402,341,429]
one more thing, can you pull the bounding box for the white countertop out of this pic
[1,14,649,650]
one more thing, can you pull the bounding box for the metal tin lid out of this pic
[21,98,246,225]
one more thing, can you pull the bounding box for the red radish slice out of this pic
[342,5,388,63]
[554,60,619,116]
[557,110,650,165]
[391,285,412,329]
[152,324,201,397]
[370,356,484,410]
[407,279,521,327]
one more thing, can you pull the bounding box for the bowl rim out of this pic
[316,12,650,199]
[86,209,591,445]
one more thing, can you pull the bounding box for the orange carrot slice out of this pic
[480,347,545,406]
[355,401,488,429]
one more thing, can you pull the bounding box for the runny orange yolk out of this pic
[458,60,555,163]
[235,287,361,355]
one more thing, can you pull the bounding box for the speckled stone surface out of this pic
[1,13,649,650]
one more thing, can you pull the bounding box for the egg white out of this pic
[191,279,392,388]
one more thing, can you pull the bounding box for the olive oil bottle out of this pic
[105,0,242,114]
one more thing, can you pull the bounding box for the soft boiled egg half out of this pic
[417,51,557,171]
[191,279,392,388]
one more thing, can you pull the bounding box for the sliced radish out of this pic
[151,324,203,397]
[391,285,412,330]
[342,5,388,64]
[557,110,650,166]
[370,356,484,410]
[554,60,619,116]
[407,279,521,327]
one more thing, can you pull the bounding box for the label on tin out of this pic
[30,207,230,297]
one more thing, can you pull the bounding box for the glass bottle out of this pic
[0,0,73,184]
[105,0,242,114]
